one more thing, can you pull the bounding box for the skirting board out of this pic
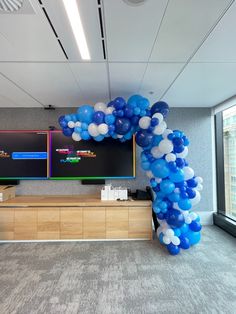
[0,238,150,243]
[196,211,214,225]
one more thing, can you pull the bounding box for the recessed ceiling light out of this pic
[123,0,148,6]
[0,0,23,12]
[62,0,90,60]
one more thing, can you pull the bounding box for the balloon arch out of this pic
[59,95,202,255]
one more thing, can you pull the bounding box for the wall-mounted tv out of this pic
[49,131,135,180]
[0,131,49,179]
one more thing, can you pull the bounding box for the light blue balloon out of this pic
[81,130,91,140]
[105,114,115,125]
[186,230,201,246]
[180,223,189,234]
[141,161,150,171]
[160,179,175,194]
[150,159,170,178]
[94,135,104,142]
[168,192,180,202]
[77,105,94,124]
[81,122,88,130]
[65,114,72,122]
[74,126,82,134]
[169,169,185,183]
[174,228,181,237]
[178,198,192,210]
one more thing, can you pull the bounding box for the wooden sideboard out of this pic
[0,195,152,241]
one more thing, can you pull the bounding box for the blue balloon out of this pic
[151,117,159,127]
[133,107,141,115]
[127,95,142,108]
[115,118,131,135]
[168,192,180,202]
[166,209,185,228]
[74,126,82,134]
[70,114,77,122]
[187,178,198,188]
[169,169,185,183]
[189,220,202,232]
[108,124,115,132]
[141,161,150,171]
[179,235,190,249]
[135,130,153,148]
[81,122,88,130]
[124,106,133,118]
[131,115,139,126]
[167,243,180,255]
[81,130,91,140]
[186,188,196,199]
[114,97,126,109]
[94,134,104,142]
[178,198,192,211]
[176,158,185,168]
[159,232,164,244]
[150,159,169,178]
[151,101,169,118]
[174,228,181,237]
[77,105,94,123]
[186,230,201,246]
[138,97,149,109]
[152,135,163,146]
[62,127,73,137]
[180,223,189,234]
[124,131,133,140]
[58,115,67,128]
[160,179,175,194]
[105,114,115,125]
[93,111,105,124]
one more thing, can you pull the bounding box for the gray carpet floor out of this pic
[0,226,235,314]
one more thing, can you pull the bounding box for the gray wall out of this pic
[0,107,213,212]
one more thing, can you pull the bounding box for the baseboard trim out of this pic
[0,238,150,244]
[196,211,214,225]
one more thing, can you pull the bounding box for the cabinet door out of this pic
[37,207,60,239]
[106,207,128,239]
[15,208,37,240]
[60,207,83,239]
[129,207,152,239]
[0,208,14,240]
[83,207,106,239]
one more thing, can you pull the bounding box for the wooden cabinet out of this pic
[0,196,152,241]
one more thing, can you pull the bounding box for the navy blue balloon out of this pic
[58,115,67,128]
[187,178,198,188]
[115,118,131,135]
[93,111,105,124]
[166,209,185,228]
[124,106,133,118]
[131,115,139,126]
[167,243,180,255]
[114,97,126,109]
[179,235,190,249]
[151,101,169,118]
[189,220,202,232]
[62,127,73,137]
[135,130,153,147]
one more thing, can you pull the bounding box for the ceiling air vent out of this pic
[0,0,24,12]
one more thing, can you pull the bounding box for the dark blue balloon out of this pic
[124,106,133,118]
[174,145,185,153]
[135,130,153,147]
[115,118,131,135]
[131,115,139,126]
[93,111,105,124]
[151,117,159,127]
[179,235,190,249]
[189,220,202,232]
[151,101,169,118]
[166,209,185,228]
[157,212,166,220]
[186,188,196,199]
[176,158,185,168]
[167,243,180,255]
[187,178,198,188]
[114,97,126,109]
[62,127,73,137]
[116,109,124,117]
[173,137,184,146]
[58,115,67,128]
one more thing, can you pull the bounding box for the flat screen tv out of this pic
[49,131,135,179]
[0,131,49,179]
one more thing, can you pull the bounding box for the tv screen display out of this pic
[0,131,49,179]
[49,131,135,179]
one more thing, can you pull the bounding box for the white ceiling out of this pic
[0,0,235,108]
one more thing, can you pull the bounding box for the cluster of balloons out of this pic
[59,95,203,255]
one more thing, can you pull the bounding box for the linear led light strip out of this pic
[62,0,90,60]
[0,0,23,12]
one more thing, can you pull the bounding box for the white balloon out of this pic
[105,107,114,114]
[166,229,174,237]
[72,132,81,141]
[172,236,180,246]
[174,188,180,193]
[163,235,171,245]
[146,171,153,178]
[153,121,166,135]
[98,123,108,135]
[139,116,151,129]
[159,139,173,154]
[196,184,203,191]
[196,176,203,184]
[117,134,123,138]
[173,203,180,210]
[156,178,162,183]
[151,146,164,158]
[94,102,107,112]
[185,216,192,224]
[68,121,75,128]
[189,212,198,220]
[176,147,188,158]
[183,166,194,180]
[162,129,173,138]
[191,190,201,206]
[88,123,99,137]
[152,113,163,123]
[165,153,176,162]
[75,121,81,127]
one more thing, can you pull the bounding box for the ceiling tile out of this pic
[0,63,84,107]
[69,63,109,104]
[0,74,41,107]
[104,0,168,62]
[139,63,184,103]
[162,63,236,107]
[192,2,236,62]
[150,0,231,62]
[109,63,147,99]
